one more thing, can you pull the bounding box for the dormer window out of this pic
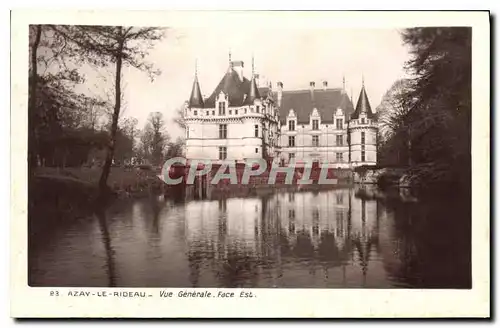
[235,110,238,115]
[289,120,295,131]
[218,102,226,115]
[361,118,366,124]
[336,118,343,130]
[312,119,319,130]
[229,110,232,115]
[194,110,198,116]
[256,105,260,113]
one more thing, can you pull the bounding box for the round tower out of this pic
[349,83,378,167]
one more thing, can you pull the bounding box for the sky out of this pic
[84,27,412,139]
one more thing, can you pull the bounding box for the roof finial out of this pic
[195,58,198,78]
[362,73,365,88]
[252,54,255,76]
[229,50,232,63]
[342,74,346,91]
[351,88,353,102]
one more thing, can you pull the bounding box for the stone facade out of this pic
[184,60,280,163]
[184,56,378,167]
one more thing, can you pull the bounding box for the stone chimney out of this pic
[277,81,283,107]
[310,81,315,101]
[323,81,328,90]
[231,60,244,81]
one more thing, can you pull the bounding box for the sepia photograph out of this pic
[11,10,490,318]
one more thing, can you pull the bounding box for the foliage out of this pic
[139,112,171,166]
[380,27,471,193]
[165,137,185,159]
[173,105,187,130]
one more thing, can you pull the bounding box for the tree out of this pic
[28,25,42,169]
[376,79,412,166]
[173,104,187,130]
[384,27,472,192]
[140,112,170,166]
[165,137,185,159]
[51,26,165,190]
[29,25,113,169]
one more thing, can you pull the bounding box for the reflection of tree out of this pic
[383,199,471,288]
[215,245,259,288]
[149,196,166,238]
[95,206,116,287]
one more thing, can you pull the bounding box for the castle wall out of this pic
[185,105,279,162]
[279,123,350,167]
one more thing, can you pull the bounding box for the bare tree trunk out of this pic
[407,125,412,166]
[29,25,42,171]
[99,38,124,191]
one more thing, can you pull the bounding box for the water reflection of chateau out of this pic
[184,188,386,287]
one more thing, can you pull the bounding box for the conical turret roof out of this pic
[351,85,375,119]
[244,75,261,105]
[188,75,204,108]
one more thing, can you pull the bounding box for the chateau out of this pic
[184,56,378,167]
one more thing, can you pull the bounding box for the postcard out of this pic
[10,10,490,318]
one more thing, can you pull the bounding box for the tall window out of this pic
[218,102,226,115]
[336,118,343,130]
[361,151,366,162]
[361,132,365,145]
[288,136,295,147]
[312,135,319,147]
[312,119,319,130]
[219,124,227,139]
[254,124,259,138]
[219,147,227,160]
[288,120,295,131]
[256,105,260,113]
[336,152,343,162]
[336,135,343,146]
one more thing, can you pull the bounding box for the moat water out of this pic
[28,186,471,288]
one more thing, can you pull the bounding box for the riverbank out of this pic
[34,167,164,198]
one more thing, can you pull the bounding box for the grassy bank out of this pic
[34,166,164,198]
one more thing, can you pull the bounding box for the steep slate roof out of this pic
[204,68,252,108]
[277,88,355,124]
[258,86,272,99]
[351,86,376,119]
[188,76,204,108]
[244,76,261,105]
